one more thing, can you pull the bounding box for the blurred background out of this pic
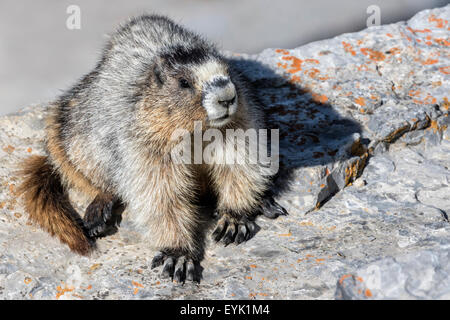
[0,0,447,115]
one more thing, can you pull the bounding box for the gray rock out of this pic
[0,5,449,299]
[336,249,450,299]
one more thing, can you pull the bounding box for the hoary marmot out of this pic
[18,15,286,282]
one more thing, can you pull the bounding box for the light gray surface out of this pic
[0,0,446,115]
[0,5,449,299]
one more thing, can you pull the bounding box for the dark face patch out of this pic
[209,77,230,88]
[161,45,213,67]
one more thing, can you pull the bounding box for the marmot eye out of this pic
[179,78,191,89]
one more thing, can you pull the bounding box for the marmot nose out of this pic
[218,96,236,108]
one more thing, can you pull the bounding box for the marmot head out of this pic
[144,46,239,130]
[118,16,243,135]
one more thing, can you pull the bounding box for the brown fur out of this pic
[45,106,101,198]
[17,155,94,255]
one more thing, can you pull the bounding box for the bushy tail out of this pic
[17,155,94,255]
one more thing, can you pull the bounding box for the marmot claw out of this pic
[83,194,123,239]
[212,215,258,246]
[259,196,288,219]
[151,250,201,283]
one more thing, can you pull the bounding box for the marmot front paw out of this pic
[151,250,202,283]
[83,194,123,239]
[211,214,258,246]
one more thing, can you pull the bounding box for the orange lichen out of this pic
[89,263,101,271]
[439,66,450,74]
[408,89,421,97]
[365,289,373,297]
[402,32,413,42]
[434,38,450,46]
[388,47,401,55]
[406,26,432,33]
[275,49,290,55]
[282,56,304,74]
[318,75,331,81]
[305,58,320,64]
[311,92,328,104]
[56,285,74,299]
[290,75,301,83]
[360,48,386,61]
[342,41,356,56]
[24,277,32,285]
[428,14,447,28]
[245,276,253,280]
[414,94,437,105]
[339,274,352,284]
[354,97,366,106]
[305,68,320,79]
[357,64,370,72]
[258,293,269,297]
[429,119,447,134]
[344,154,368,185]
[442,97,449,111]
[279,232,292,237]
[132,281,144,288]
[424,95,437,104]
[421,58,439,65]
[249,264,257,268]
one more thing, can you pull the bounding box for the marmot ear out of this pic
[153,63,165,86]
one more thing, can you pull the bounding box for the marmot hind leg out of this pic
[84,193,124,239]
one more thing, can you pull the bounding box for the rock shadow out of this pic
[228,57,363,199]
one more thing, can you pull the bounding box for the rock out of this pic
[336,249,450,299]
[0,5,449,299]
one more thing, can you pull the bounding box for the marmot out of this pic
[18,15,287,282]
